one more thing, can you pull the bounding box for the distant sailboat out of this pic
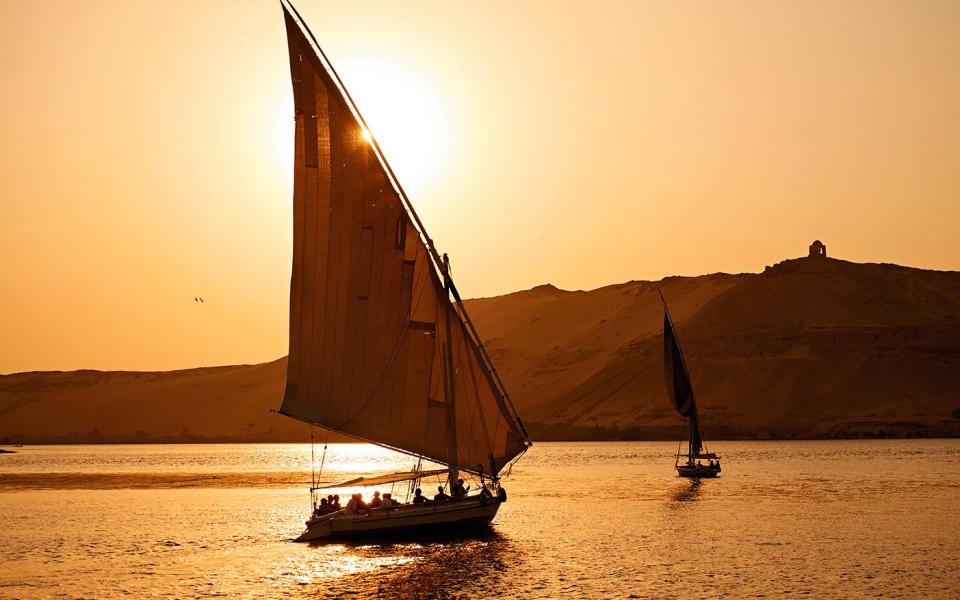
[275,1,532,541]
[660,290,721,478]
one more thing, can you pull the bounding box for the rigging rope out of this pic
[310,425,316,509]
[318,431,330,480]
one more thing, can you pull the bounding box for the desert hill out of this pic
[484,257,960,439]
[0,361,295,443]
[2,254,958,443]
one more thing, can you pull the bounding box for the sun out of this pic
[268,58,450,198]
[338,58,451,195]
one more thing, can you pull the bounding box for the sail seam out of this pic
[331,249,432,434]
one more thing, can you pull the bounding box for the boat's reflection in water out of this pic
[669,479,703,505]
[300,530,513,596]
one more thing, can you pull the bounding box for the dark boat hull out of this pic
[676,464,721,478]
[295,497,501,542]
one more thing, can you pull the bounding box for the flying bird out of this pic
[195,297,204,303]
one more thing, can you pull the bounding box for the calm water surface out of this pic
[1,441,958,598]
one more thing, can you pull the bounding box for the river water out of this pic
[1,441,958,598]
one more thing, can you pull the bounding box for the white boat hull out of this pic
[295,497,502,542]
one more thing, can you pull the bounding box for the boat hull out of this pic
[676,464,721,478]
[295,497,502,542]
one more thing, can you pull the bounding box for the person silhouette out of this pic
[413,488,427,504]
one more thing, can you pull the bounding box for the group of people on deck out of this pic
[413,478,471,504]
[311,478,476,518]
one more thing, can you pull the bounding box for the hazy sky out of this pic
[1,0,958,373]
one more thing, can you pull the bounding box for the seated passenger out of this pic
[434,485,451,503]
[451,478,468,499]
[412,488,427,504]
[313,497,330,517]
[332,494,341,510]
[381,493,395,508]
[369,491,382,509]
[355,493,370,515]
[348,493,370,515]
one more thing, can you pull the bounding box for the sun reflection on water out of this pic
[278,544,418,585]
[262,530,514,597]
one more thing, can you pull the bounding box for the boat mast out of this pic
[688,410,699,461]
[443,253,459,488]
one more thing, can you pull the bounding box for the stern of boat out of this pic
[295,515,335,542]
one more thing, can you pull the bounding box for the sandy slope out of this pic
[2,256,958,442]
[0,361,300,443]
[490,257,960,439]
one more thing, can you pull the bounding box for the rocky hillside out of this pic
[474,257,960,439]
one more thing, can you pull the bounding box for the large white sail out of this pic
[278,4,528,476]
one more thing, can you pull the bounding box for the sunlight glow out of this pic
[339,58,451,195]
[360,127,372,143]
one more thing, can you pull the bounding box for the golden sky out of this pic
[1,0,958,373]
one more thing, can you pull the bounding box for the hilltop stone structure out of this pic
[809,240,827,258]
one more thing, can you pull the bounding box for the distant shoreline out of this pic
[3,433,957,446]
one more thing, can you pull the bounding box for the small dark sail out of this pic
[662,300,703,456]
[663,312,694,418]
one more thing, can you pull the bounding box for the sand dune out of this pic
[2,255,958,443]
[0,361,301,443]
[497,257,960,439]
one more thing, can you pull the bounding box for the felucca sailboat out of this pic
[660,291,721,478]
[275,2,532,542]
